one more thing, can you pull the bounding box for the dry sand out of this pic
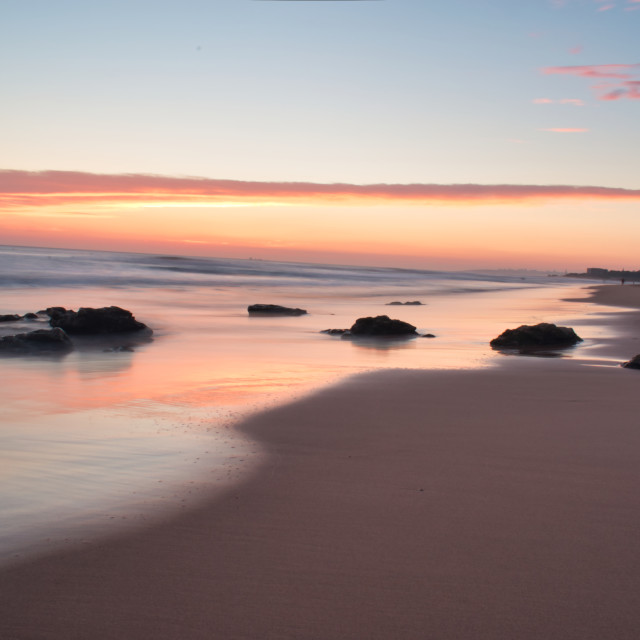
[2,285,640,639]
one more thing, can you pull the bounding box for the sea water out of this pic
[0,245,612,563]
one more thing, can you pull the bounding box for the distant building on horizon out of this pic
[567,267,640,281]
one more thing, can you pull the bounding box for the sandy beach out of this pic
[1,285,640,639]
[583,282,640,309]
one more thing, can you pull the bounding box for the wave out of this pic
[0,244,559,292]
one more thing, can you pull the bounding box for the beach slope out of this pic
[2,354,640,639]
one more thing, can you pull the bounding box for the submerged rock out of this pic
[321,328,350,336]
[386,301,423,306]
[0,328,73,354]
[247,304,307,316]
[47,306,150,334]
[103,345,136,353]
[622,355,640,369]
[349,315,417,337]
[0,311,44,322]
[490,323,582,349]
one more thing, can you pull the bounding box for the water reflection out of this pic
[0,276,603,563]
[490,347,568,358]
[0,349,71,362]
[344,335,420,351]
[71,350,135,376]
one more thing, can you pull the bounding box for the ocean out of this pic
[0,245,609,563]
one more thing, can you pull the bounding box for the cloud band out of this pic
[2,169,640,209]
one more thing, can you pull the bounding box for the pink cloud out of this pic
[2,170,640,209]
[534,98,584,105]
[543,63,640,101]
[593,0,640,9]
[541,128,589,132]
[542,64,639,79]
[600,80,640,100]
[569,45,583,55]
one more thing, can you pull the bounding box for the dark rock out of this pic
[248,304,307,316]
[386,301,423,306]
[421,333,436,338]
[0,336,27,352]
[44,306,67,318]
[321,328,350,336]
[490,323,582,349]
[48,306,150,334]
[349,315,417,336]
[0,314,22,322]
[622,355,640,369]
[23,313,39,320]
[20,328,72,346]
[0,328,73,354]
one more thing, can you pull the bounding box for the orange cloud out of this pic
[2,170,640,211]
[533,98,584,105]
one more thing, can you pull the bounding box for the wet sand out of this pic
[1,286,640,639]
[584,282,640,309]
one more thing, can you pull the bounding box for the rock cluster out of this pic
[490,323,582,349]
[322,315,433,338]
[0,328,73,354]
[386,301,423,306]
[0,313,38,322]
[323,315,420,338]
[248,304,307,316]
[0,306,151,356]
[350,315,418,336]
[46,306,149,334]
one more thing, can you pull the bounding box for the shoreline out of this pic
[2,285,640,639]
[566,284,640,362]
[568,282,640,310]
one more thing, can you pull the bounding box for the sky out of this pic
[1,0,639,270]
